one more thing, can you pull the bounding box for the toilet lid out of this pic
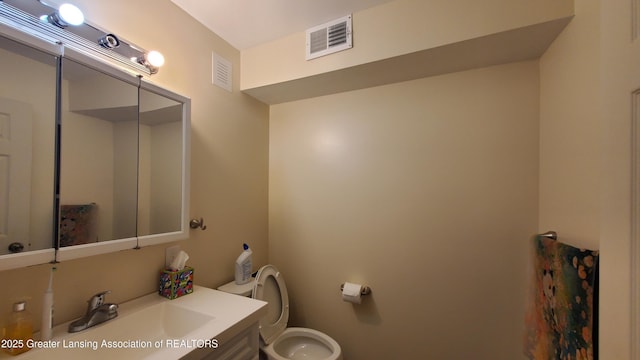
[252,265,289,345]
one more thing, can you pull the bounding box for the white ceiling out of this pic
[170,0,396,50]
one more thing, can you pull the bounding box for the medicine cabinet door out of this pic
[56,53,140,261]
[137,81,190,247]
[0,30,58,270]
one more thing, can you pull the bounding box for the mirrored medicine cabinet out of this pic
[0,5,190,271]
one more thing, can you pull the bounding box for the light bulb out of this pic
[146,51,165,67]
[58,3,84,26]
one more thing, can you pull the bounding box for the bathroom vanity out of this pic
[0,286,267,360]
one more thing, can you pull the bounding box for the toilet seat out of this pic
[252,264,290,345]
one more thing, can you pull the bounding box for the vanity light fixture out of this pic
[147,50,165,67]
[98,33,120,49]
[134,50,165,74]
[3,0,162,75]
[41,3,84,28]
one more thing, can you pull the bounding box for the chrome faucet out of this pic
[68,290,118,333]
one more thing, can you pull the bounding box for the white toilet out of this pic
[218,264,343,360]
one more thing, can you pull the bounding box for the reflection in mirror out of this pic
[0,34,57,255]
[137,88,183,236]
[58,58,139,247]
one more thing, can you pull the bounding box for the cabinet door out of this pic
[137,80,190,247]
[189,324,259,360]
[0,33,57,263]
[56,53,140,260]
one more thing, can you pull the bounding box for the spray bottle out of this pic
[234,243,253,285]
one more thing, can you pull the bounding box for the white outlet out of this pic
[165,245,181,268]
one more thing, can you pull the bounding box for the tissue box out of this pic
[159,267,194,299]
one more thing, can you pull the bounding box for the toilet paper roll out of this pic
[342,282,363,304]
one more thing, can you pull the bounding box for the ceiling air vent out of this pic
[306,14,352,61]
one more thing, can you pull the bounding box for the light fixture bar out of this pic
[0,2,61,43]
[0,1,154,75]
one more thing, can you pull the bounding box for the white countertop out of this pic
[1,286,267,359]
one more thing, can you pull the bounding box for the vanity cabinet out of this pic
[194,324,260,360]
[0,287,266,360]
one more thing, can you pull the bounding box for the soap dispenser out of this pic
[2,301,33,355]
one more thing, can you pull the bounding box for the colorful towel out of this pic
[524,236,599,360]
[59,203,97,247]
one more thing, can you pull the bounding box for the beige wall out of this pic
[599,0,637,358]
[241,0,573,91]
[540,0,637,357]
[539,0,601,250]
[269,61,539,360]
[0,0,269,332]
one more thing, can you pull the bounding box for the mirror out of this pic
[55,52,190,261]
[138,86,183,237]
[0,32,57,264]
[58,56,139,248]
[137,81,190,247]
[0,2,190,269]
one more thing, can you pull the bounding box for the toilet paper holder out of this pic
[340,283,371,296]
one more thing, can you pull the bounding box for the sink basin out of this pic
[3,286,267,360]
[76,302,215,342]
[12,302,215,360]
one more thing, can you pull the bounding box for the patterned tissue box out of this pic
[159,267,194,299]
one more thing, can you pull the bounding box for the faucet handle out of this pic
[88,290,111,311]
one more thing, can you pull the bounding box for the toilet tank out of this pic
[218,279,255,297]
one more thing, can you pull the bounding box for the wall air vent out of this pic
[306,14,352,61]
[212,52,232,92]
